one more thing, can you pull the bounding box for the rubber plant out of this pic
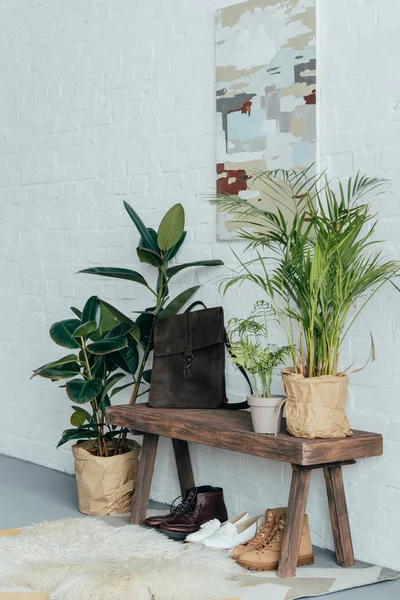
[32,297,137,456]
[79,201,223,450]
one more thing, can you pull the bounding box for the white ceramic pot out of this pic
[248,394,285,435]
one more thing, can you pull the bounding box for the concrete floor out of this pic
[0,454,398,599]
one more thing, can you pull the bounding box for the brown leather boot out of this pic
[144,488,197,529]
[159,486,228,541]
[238,512,314,572]
[231,507,285,559]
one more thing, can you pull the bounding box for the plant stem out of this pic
[81,337,107,457]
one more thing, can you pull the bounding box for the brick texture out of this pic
[0,0,399,569]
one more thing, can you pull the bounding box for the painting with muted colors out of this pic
[216,0,316,239]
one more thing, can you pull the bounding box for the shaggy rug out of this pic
[1,521,399,600]
[0,518,241,600]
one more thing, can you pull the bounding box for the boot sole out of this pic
[238,553,314,572]
[159,529,188,542]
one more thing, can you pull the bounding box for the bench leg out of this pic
[278,466,312,578]
[131,433,159,525]
[172,438,195,496]
[324,465,355,567]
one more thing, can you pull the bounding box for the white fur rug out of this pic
[0,518,241,600]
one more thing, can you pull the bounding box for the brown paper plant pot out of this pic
[72,440,141,516]
[282,369,353,439]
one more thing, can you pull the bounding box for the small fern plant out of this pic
[227,302,291,398]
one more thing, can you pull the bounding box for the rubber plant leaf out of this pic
[31,354,79,379]
[157,204,185,251]
[160,285,201,319]
[136,247,164,269]
[70,307,82,319]
[123,201,159,253]
[78,267,150,288]
[32,362,80,380]
[100,373,126,401]
[119,339,139,375]
[81,296,101,330]
[70,407,91,427]
[56,429,98,448]
[143,369,152,384]
[98,299,141,343]
[73,321,97,338]
[86,336,128,355]
[99,397,111,415]
[139,227,161,255]
[166,260,223,279]
[66,378,103,404]
[165,231,187,261]
[50,319,82,349]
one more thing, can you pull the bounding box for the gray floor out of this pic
[0,454,398,599]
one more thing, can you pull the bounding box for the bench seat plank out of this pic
[107,404,382,466]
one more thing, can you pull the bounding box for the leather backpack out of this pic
[148,302,251,409]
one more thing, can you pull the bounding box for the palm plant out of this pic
[212,169,400,378]
[227,302,291,397]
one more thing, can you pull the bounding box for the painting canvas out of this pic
[216,0,317,239]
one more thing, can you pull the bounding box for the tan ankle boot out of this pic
[231,507,285,560]
[238,512,314,572]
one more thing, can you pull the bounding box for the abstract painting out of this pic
[216,0,317,239]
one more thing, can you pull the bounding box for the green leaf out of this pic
[98,299,141,343]
[33,362,80,380]
[57,428,98,448]
[143,369,152,384]
[32,354,79,379]
[136,308,156,347]
[106,321,141,343]
[119,339,139,375]
[157,204,185,251]
[78,267,150,288]
[165,231,187,261]
[99,397,111,415]
[81,296,101,330]
[86,336,128,355]
[139,227,161,254]
[66,378,103,404]
[91,356,106,379]
[136,247,164,268]
[101,373,126,401]
[73,321,97,338]
[50,319,82,349]
[110,381,134,397]
[70,307,82,318]
[166,260,223,279]
[160,285,201,319]
[70,407,91,427]
[123,201,159,252]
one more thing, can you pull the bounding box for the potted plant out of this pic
[32,297,142,515]
[227,302,291,434]
[33,202,223,514]
[213,169,399,439]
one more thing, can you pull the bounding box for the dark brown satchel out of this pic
[148,302,251,409]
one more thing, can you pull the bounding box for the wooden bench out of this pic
[107,404,383,578]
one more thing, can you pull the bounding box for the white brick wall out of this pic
[0,0,400,569]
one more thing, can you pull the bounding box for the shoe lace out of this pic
[258,514,286,552]
[243,510,274,549]
[168,492,197,516]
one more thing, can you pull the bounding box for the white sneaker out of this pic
[184,512,249,543]
[202,515,262,550]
